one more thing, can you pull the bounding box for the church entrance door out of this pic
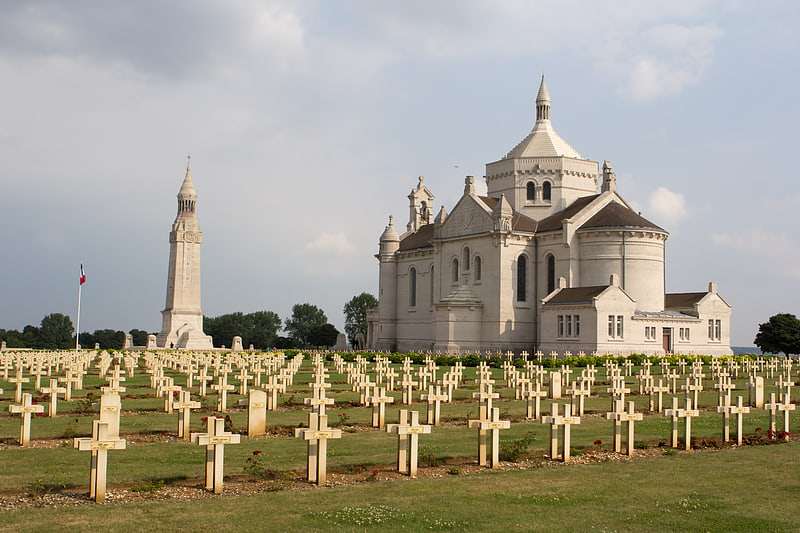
[662,328,672,354]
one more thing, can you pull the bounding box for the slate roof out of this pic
[545,286,608,304]
[398,224,434,251]
[536,194,600,232]
[579,202,664,232]
[665,292,706,309]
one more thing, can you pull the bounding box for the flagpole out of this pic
[76,264,83,350]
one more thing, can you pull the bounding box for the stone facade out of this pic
[156,161,213,350]
[368,78,732,356]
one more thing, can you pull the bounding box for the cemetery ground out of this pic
[0,354,798,532]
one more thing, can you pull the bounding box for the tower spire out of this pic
[536,75,551,122]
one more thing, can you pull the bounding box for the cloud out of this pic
[623,23,723,101]
[648,187,687,224]
[712,227,800,280]
[304,232,357,255]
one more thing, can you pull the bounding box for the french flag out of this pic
[79,264,87,286]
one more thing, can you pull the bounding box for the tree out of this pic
[38,313,74,349]
[129,329,149,346]
[308,323,340,348]
[754,313,800,357]
[92,329,126,350]
[284,303,327,347]
[343,292,377,348]
[203,310,282,349]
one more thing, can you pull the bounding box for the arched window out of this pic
[542,181,552,201]
[546,254,556,294]
[409,267,417,307]
[526,182,536,201]
[517,255,527,302]
[452,259,459,283]
[463,247,471,271]
[474,256,482,281]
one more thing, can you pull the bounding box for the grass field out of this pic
[0,354,797,532]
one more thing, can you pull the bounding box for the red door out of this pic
[662,328,672,354]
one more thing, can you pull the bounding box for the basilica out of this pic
[366,78,732,356]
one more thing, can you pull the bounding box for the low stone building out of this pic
[367,77,731,356]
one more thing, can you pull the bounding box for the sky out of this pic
[1,1,798,347]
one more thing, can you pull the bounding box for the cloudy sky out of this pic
[1,1,798,347]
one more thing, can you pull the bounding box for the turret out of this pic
[377,215,400,350]
[407,176,435,233]
[601,161,617,193]
[379,215,400,258]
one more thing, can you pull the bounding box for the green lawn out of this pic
[0,357,797,532]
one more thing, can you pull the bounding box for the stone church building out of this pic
[367,78,732,357]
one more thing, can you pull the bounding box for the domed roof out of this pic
[380,216,399,242]
[178,161,197,199]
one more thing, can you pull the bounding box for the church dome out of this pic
[503,76,583,160]
[380,216,399,242]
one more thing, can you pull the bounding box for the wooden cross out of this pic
[623,360,634,377]
[160,377,182,413]
[542,403,581,462]
[606,377,630,410]
[294,413,342,486]
[40,378,67,417]
[74,420,126,502]
[173,390,202,439]
[304,385,334,416]
[8,392,44,446]
[665,397,699,450]
[29,365,46,390]
[606,399,626,453]
[765,392,795,440]
[666,369,680,394]
[440,372,458,401]
[210,374,235,412]
[664,396,685,448]
[468,383,500,466]
[476,407,511,469]
[717,395,750,444]
[522,380,547,421]
[197,366,213,396]
[236,367,253,396]
[565,380,590,416]
[386,410,431,477]
[192,416,241,493]
[400,373,418,405]
[645,379,669,413]
[774,375,794,400]
[367,387,394,429]
[420,385,448,425]
[714,375,735,407]
[416,367,432,390]
[681,377,704,408]
[60,372,80,401]
[262,375,287,411]
[8,367,29,403]
[609,401,643,455]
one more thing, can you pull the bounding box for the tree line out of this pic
[0,293,379,351]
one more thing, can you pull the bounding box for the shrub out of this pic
[499,431,537,462]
